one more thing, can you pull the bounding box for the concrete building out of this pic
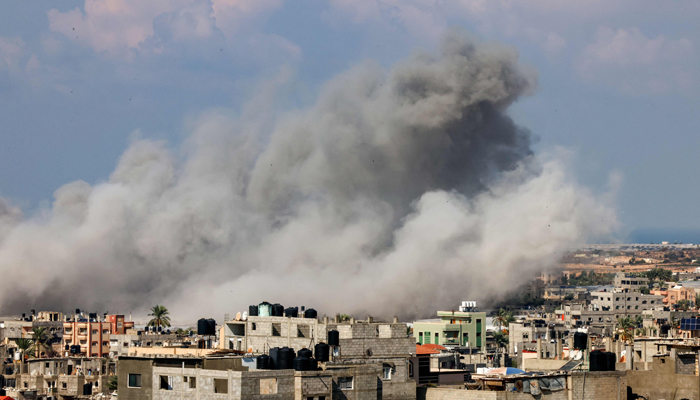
[589,288,663,314]
[220,311,415,399]
[555,303,617,336]
[613,273,649,290]
[412,303,486,350]
[2,356,114,399]
[109,332,180,356]
[118,353,415,400]
[62,321,111,357]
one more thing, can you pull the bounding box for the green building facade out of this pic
[412,310,486,350]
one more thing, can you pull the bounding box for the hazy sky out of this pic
[1,0,699,242]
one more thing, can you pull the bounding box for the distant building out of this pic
[613,273,649,290]
[63,314,133,357]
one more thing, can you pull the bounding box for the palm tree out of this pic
[494,309,515,332]
[617,317,635,343]
[646,267,673,285]
[147,305,171,328]
[634,315,644,328]
[15,338,34,359]
[493,330,509,359]
[30,327,53,358]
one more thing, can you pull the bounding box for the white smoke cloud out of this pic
[0,30,616,322]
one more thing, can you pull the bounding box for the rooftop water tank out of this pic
[297,348,312,359]
[259,302,272,317]
[249,305,259,317]
[285,307,298,318]
[293,356,311,371]
[272,304,284,317]
[304,309,317,319]
[328,330,340,346]
[314,343,330,362]
[277,347,295,370]
[256,354,270,370]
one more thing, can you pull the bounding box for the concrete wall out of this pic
[628,355,700,400]
[521,359,568,371]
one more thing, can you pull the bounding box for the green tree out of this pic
[677,300,692,311]
[493,331,509,351]
[634,315,643,327]
[617,317,635,343]
[15,338,34,359]
[147,305,172,328]
[108,376,118,391]
[494,309,515,330]
[30,327,53,358]
[646,267,673,284]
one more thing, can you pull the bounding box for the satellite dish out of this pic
[235,312,242,321]
[242,312,248,321]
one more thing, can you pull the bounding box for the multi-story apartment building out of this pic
[412,302,486,350]
[63,314,132,357]
[219,304,416,399]
[589,288,663,315]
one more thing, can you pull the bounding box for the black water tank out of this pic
[328,330,340,346]
[589,350,604,371]
[309,358,318,370]
[256,355,270,370]
[293,356,311,371]
[272,304,284,317]
[304,308,317,319]
[573,332,587,350]
[605,352,617,371]
[249,305,259,317]
[297,348,312,359]
[0,388,5,396]
[207,319,216,335]
[75,308,81,314]
[314,343,330,362]
[197,318,209,335]
[661,324,670,336]
[89,313,97,320]
[269,347,279,369]
[277,347,295,369]
[83,383,92,395]
[285,307,298,318]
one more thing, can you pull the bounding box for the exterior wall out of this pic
[570,371,626,400]
[222,316,325,353]
[416,371,625,400]
[628,354,700,400]
[150,366,332,400]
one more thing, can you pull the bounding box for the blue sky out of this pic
[1,0,699,242]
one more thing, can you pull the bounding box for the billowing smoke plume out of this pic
[0,30,616,322]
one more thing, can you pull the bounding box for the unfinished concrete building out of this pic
[219,309,416,399]
[2,356,114,399]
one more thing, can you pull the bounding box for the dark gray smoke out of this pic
[0,30,616,322]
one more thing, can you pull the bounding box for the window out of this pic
[260,378,277,394]
[251,323,257,331]
[92,330,98,335]
[298,325,310,338]
[272,323,282,337]
[62,382,67,389]
[214,379,228,394]
[189,377,196,389]
[616,306,620,310]
[128,374,142,388]
[383,364,393,380]
[434,332,439,343]
[476,319,482,324]
[45,362,50,368]
[338,377,353,390]
[160,375,173,390]
[409,361,414,377]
